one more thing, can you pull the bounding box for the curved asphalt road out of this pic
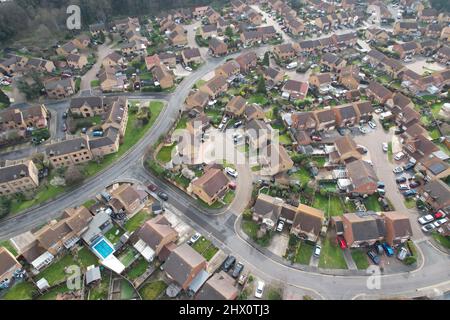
[0,48,449,300]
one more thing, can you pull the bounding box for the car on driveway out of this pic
[187,232,201,246]
[368,121,377,129]
[418,214,434,225]
[337,236,347,249]
[398,184,409,191]
[434,210,446,219]
[223,255,236,272]
[147,184,157,192]
[367,250,380,265]
[409,181,420,188]
[402,189,417,197]
[382,142,388,152]
[396,176,407,183]
[358,126,368,134]
[232,262,244,278]
[393,166,404,174]
[382,242,394,256]
[313,244,321,257]
[225,167,238,178]
[254,281,265,299]
[433,218,448,228]
[394,152,405,161]
[403,162,415,171]
[276,220,285,232]
[421,223,436,233]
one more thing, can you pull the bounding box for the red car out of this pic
[228,182,237,190]
[147,184,157,192]
[311,135,322,141]
[337,236,347,250]
[434,211,446,219]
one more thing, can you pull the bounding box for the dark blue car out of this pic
[367,250,380,265]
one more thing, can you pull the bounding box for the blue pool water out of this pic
[92,238,114,259]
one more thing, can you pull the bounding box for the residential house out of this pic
[342,212,386,247]
[98,67,126,92]
[419,180,450,211]
[383,212,413,246]
[314,109,336,131]
[191,166,230,205]
[200,24,218,39]
[309,73,333,92]
[163,243,207,291]
[66,54,88,69]
[196,271,238,300]
[25,58,56,73]
[315,16,331,30]
[158,52,177,68]
[209,38,228,57]
[0,104,49,131]
[321,53,346,72]
[396,106,420,129]
[246,119,272,150]
[354,101,374,122]
[206,8,221,24]
[282,80,309,100]
[235,52,258,74]
[244,104,266,121]
[291,112,317,131]
[199,75,228,99]
[290,204,325,242]
[263,66,285,87]
[346,160,379,195]
[240,30,263,47]
[418,7,438,22]
[365,28,390,44]
[0,160,39,196]
[152,65,174,89]
[225,96,247,117]
[403,134,439,163]
[89,127,120,157]
[89,23,106,36]
[185,90,209,110]
[145,54,161,71]
[0,248,22,287]
[44,78,76,99]
[393,21,419,36]
[169,30,188,47]
[331,135,362,164]
[436,46,450,65]
[193,6,210,19]
[392,42,421,59]
[215,60,240,79]
[109,184,143,215]
[365,81,393,104]
[72,34,91,49]
[338,66,360,90]
[45,137,92,168]
[334,104,359,128]
[56,41,78,56]
[273,43,297,61]
[259,143,294,176]
[0,54,28,75]
[181,48,202,65]
[102,52,125,68]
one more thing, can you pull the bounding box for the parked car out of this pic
[396,176,407,184]
[187,232,201,246]
[223,255,236,272]
[397,247,408,261]
[409,181,420,188]
[418,214,434,225]
[403,162,415,171]
[382,242,394,256]
[311,135,322,141]
[238,272,248,286]
[382,142,388,152]
[434,210,446,219]
[276,220,285,232]
[157,191,169,201]
[232,262,244,278]
[367,250,380,265]
[374,242,384,255]
[402,190,417,197]
[233,121,243,128]
[368,121,377,129]
[433,218,448,228]
[377,181,385,189]
[358,126,368,134]
[225,167,238,178]
[394,152,405,161]
[184,66,193,72]
[313,244,321,257]
[147,184,157,192]
[398,184,409,191]
[393,166,404,174]
[337,236,347,250]
[254,281,265,299]
[421,223,435,233]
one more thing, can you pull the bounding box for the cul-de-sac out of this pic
[0,0,449,301]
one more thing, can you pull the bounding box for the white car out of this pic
[314,245,321,257]
[368,121,377,129]
[418,214,434,225]
[188,232,201,245]
[433,218,448,228]
[393,166,404,174]
[255,281,265,299]
[394,152,405,161]
[225,167,238,178]
[358,126,368,134]
[276,220,285,232]
[382,142,388,152]
[208,100,217,106]
[222,116,229,124]
[184,66,193,72]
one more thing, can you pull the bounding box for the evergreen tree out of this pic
[257,76,266,94]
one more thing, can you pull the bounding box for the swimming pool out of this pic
[92,237,115,260]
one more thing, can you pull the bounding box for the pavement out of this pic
[80,41,115,91]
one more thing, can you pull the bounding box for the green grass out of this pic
[1,85,11,92]
[289,167,311,186]
[36,254,78,286]
[295,242,314,265]
[77,247,99,269]
[2,281,37,300]
[156,143,176,163]
[364,195,382,212]
[222,190,235,205]
[194,79,206,89]
[90,79,100,87]
[429,128,441,140]
[313,156,326,167]
[83,101,164,177]
[404,198,416,209]
[242,220,272,247]
[124,210,150,233]
[197,198,224,209]
[387,142,393,162]
[279,134,292,145]
[0,240,18,257]
[88,272,109,300]
[175,116,188,130]
[82,199,96,208]
[139,280,167,300]
[10,182,66,215]
[205,108,222,125]
[248,94,269,105]
[265,108,275,120]
[251,165,261,172]
[351,250,369,270]
[126,258,149,280]
[37,285,72,300]
[173,174,191,189]
[313,194,344,217]
[432,232,450,249]
[192,236,219,261]
[435,141,450,156]
[430,103,443,117]
[118,248,137,268]
[104,226,124,245]
[318,237,347,269]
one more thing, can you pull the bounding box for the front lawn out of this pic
[35,254,78,286]
[318,237,347,269]
[351,249,369,270]
[242,220,271,247]
[0,240,18,257]
[295,242,314,265]
[192,237,219,261]
[156,143,176,163]
[90,79,100,87]
[124,210,151,233]
[364,195,382,212]
[2,281,37,300]
[10,182,66,215]
[139,280,167,300]
[432,232,450,249]
[404,198,416,209]
[222,190,235,205]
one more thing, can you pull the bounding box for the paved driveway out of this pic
[80,41,115,91]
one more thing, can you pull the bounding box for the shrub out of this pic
[404,256,417,265]
[243,209,253,221]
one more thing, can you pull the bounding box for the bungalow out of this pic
[235,52,258,74]
[199,75,228,99]
[334,104,359,128]
[163,243,207,291]
[44,78,76,99]
[181,48,202,65]
[314,109,336,131]
[392,42,421,59]
[152,65,174,89]
[282,80,309,100]
[346,160,379,195]
[209,38,228,57]
[66,53,88,69]
[136,215,178,261]
[196,271,238,300]
[342,212,386,248]
[225,96,247,117]
[290,204,325,243]
[383,212,413,246]
[419,180,450,211]
[273,43,297,61]
[365,81,393,104]
[215,60,240,79]
[191,166,230,205]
